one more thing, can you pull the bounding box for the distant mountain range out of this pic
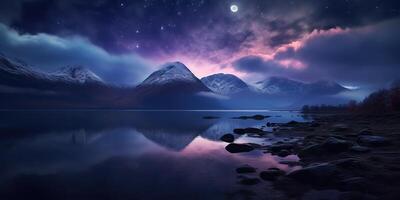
[0,54,353,109]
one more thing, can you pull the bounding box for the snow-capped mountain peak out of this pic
[0,54,49,79]
[140,62,199,85]
[255,76,306,94]
[201,73,248,95]
[52,66,103,84]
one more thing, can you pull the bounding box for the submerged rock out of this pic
[321,137,352,152]
[339,177,370,191]
[358,135,389,146]
[234,115,270,120]
[277,149,291,157]
[260,168,285,181]
[286,120,299,126]
[298,144,323,157]
[238,177,261,185]
[225,143,254,153]
[236,165,257,174]
[350,145,371,153]
[331,124,350,132]
[220,134,235,143]
[233,128,263,135]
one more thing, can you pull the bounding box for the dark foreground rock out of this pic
[225,143,254,153]
[357,135,389,146]
[287,163,337,185]
[233,128,263,135]
[260,168,285,181]
[220,134,235,143]
[236,165,257,174]
[238,177,261,185]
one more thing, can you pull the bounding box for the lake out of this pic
[0,110,310,200]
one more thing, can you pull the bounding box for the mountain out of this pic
[254,76,347,96]
[201,73,249,95]
[52,66,103,84]
[307,80,348,95]
[0,54,351,109]
[0,55,103,87]
[0,55,120,109]
[126,62,221,109]
[255,76,306,95]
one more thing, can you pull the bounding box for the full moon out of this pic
[230,5,238,13]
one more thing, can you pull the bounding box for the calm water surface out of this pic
[0,110,309,200]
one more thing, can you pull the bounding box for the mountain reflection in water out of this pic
[0,110,309,200]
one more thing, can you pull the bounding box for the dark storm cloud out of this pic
[234,19,400,88]
[0,24,152,85]
[233,56,281,73]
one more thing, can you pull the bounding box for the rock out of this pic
[233,128,246,134]
[234,115,270,120]
[287,163,337,184]
[279,160,301,166]
[298,144,323,157]
[236,165,256,174]
[286,120,299,126]
[310,122,321,127]
[268,143,295,152]
[331,158,364,170]
[302,189,342,200]
[220,134,235,143]
[331,124,350,132]
[358,135,389,146]
[339,192,377,200]
[340,177,370,191]
[321,137,352,152]
[225,143,254,153]
[350,145,370,153]
[238,177,260,185]
[233,128,263,135]
[277,150,291,157]
[202,116,219,119]
[260,168,285,181]
[358,128,373,135]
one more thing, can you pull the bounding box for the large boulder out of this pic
[321,137,352,152]
[220,134,235,143]
[287,163,337,184]
[225,143,254,153]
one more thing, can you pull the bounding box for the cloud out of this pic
[233,19,400,88]
[279,19,400,87]
[0,23,153,85]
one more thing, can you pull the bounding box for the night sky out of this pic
[0,0,400,89]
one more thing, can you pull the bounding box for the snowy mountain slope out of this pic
[140,62,200,86]
[52,66,103,84]
[201,73,249,95]
[255,76,306,94]
[253,76,347,96]
[0,55,103,85]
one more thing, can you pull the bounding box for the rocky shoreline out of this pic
[223,113,400,200]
